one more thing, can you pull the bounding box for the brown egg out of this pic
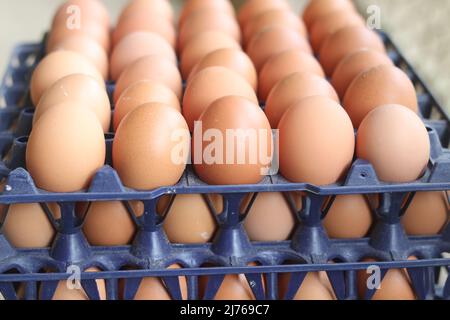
[319,26,386,76]
[310,9,364,53]
[323,195,373,239]
[238,0,291,29]
[27,105,106,192]
[402,192,449,235]
[244,9,307,44]
[47,34,109,79]
[189,48,257,91]
[178,9,241,53]
[357,104,430,183]
[265,72,338,128]
[52,0,110,31]
[192,96,272,185]
[113,103,189,190]
[243,192,296,241]
[110,31,176,81]
[302,0,355,30]
[30,50,104,105]
[180,31,241,79]
[114,55,182,102]
[258,50,325,102]
[2,202,59,248]
[35,74,111,132]
[118,0,174,24]
[83,201,144,246]
[133,264,188,300]
[48,21,111,54]
[332,49,393,99]
[183,67,258,132]
[114,81,180,131]
[246,26,312,71]
[278,96,355,185]
[113,13,176,48]
[344,65,419,128]
[357,258,416,300]
[158,194,223,243]
[279,272,335,300]
[50,268,107,300]
[213,273,256,300]
[178,0,235,29]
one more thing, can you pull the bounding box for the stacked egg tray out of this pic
[0,31,450,301]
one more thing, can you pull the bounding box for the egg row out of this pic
[2,191,447,249]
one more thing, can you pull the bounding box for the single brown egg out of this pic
[189,48,257,91]
[192,96,272,185]
[50,267,107,300]
[30,50,104,105]
[356,104,430,183]
[52,0,110,31]
[357,258,416,300]
[265,72,338,128]
[113,12,176,48]
[258,49,325,102]
[110,31,176,81]
[114,55,182,102]
[178,0,235,29]
[27,105,106,192]
[243,9,307,45]
[2,202,59,248]
[212,273,256,300]
[331,49,393,99]
[246,26,312,71]
[47,34,109,79]
[279,272,335,300]
[302,0,355,30]
[319,26,386,76]
[344,65,418,128]
[114,81,180,131]
[278,96,355,185]
[180,31,241,79]
[83,201,144,246]
[310,9,364,53]
[402,191,449,235]
[158,194,223,243]
[238,0,291,29]
[35,74,111,132]
[183,66,258,132]
[243,192,296,241]
[323,195,373,239]
[113,103,189,190]
[118,0,174,24]
[178,9,241,53]
[48,20,110,54]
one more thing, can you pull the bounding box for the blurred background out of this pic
[0,0,449,112]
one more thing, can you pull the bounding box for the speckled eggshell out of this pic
[278,96,355,185]
[356,104,430,183]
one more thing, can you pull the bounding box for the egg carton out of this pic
[0,32,449,300]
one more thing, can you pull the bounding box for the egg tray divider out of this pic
[0,32,449,301]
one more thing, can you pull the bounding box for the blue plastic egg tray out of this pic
[0,31,449,300]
